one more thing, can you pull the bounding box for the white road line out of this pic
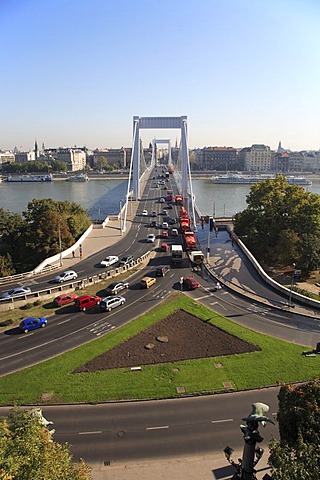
[78,431,102,435]
[57,318,73,325]
[211,418,233,424]
[146,425,169,431]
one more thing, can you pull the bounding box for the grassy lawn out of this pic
[0,293,319,405]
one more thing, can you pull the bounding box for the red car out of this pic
[160,242,169,252]
[183,276,200,290]
[162,231,169,239]
[75,295,101,311]
[54,292,78,306]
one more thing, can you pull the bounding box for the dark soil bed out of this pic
[74,309,260,373]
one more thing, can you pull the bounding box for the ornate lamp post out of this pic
[224,402,274,479]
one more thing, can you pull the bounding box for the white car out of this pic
[100,255,119,268]
[53,270,78,283]
[162,222,169,229]
[159,198,165,203]
[146,233,156,243]
[142,209,148,216]
[0,286,32,299]
[171,228,179,236]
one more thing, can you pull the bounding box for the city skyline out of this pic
[1,0,320,152]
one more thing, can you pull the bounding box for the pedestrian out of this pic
[72,250,75,258]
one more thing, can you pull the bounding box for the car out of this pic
[171,228,179,236]
[159,197,165,203]
[150,220,158,228]
[120,255,134,266]
[75,295,101,311]
[162,209,168,216]
[54,292,78,306]
[151,211,158,217]
[142,209,148,216]
[146,233,156,243]
[156,265,171,277]
[140,276,157,288]
[212,282,222,291]
[168,217,176,225]
[162,231,169,239]
[162,222,169,229]
[99,255,119,268]
[0,286,32,299]
[105,281,129,295]
[53,270,78,283]
[160,242,169,252]
[183,276,200,290]
[19,317,47,333]
[166,203,173,209]
[100,295,126,312]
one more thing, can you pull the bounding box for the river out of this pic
[0,177,319,219]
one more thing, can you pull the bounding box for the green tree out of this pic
[269,380,320,479]
[50,159,67,172]
[233,175,320,271]
[0,253,15,277]
[0,209,26,265]
[0,408,91,480]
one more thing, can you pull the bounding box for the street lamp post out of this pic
[58,219,63,267]
[119,200,123,236]
[289,262,296,307]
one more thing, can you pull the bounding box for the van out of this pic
[140,276,157,289]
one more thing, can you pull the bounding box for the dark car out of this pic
[120,255,134,266]
[156,265,171,277]
[19,317,47,333]
[105,281,129,295]
[75,295,101,311]
[183,276,200,290]
[150,220,158,228]
[168,217,176,225]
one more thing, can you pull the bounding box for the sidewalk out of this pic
[91,450,271,480]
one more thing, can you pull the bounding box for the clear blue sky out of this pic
[1,0,320,151]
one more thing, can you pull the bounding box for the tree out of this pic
[0,253,15,277]
[0,408,91,480]
[233,175,320,272]
[268,380,320,479]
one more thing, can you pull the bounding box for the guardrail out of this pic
[0,251,151,313]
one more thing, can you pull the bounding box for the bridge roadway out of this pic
[0,169,319,479]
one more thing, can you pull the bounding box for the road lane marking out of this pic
[57,318,73,325]
[78,431,102,435]
[211,419,233,424]
[146,425,169,431]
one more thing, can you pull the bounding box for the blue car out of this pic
[19,317,47,333]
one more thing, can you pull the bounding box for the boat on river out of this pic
[211,173,312,186]
[6,174,53,182]
[66,173,89,182]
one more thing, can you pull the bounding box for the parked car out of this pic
[171,228,179,236]
[99,255,119,268]
[120,255,134,266]
[54,292,78,306]
[142,209,148,216]
[156,265,171,277]
[160,242,169,252]
[99,295,126,312]
[146,233,156,243]
[53,270,78,283]
[19,317,47,333]
[75,295,101,311]
[0,286,31,299]
[105,281,129,295]
[140,276,157,288]
[183,276,200,290]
